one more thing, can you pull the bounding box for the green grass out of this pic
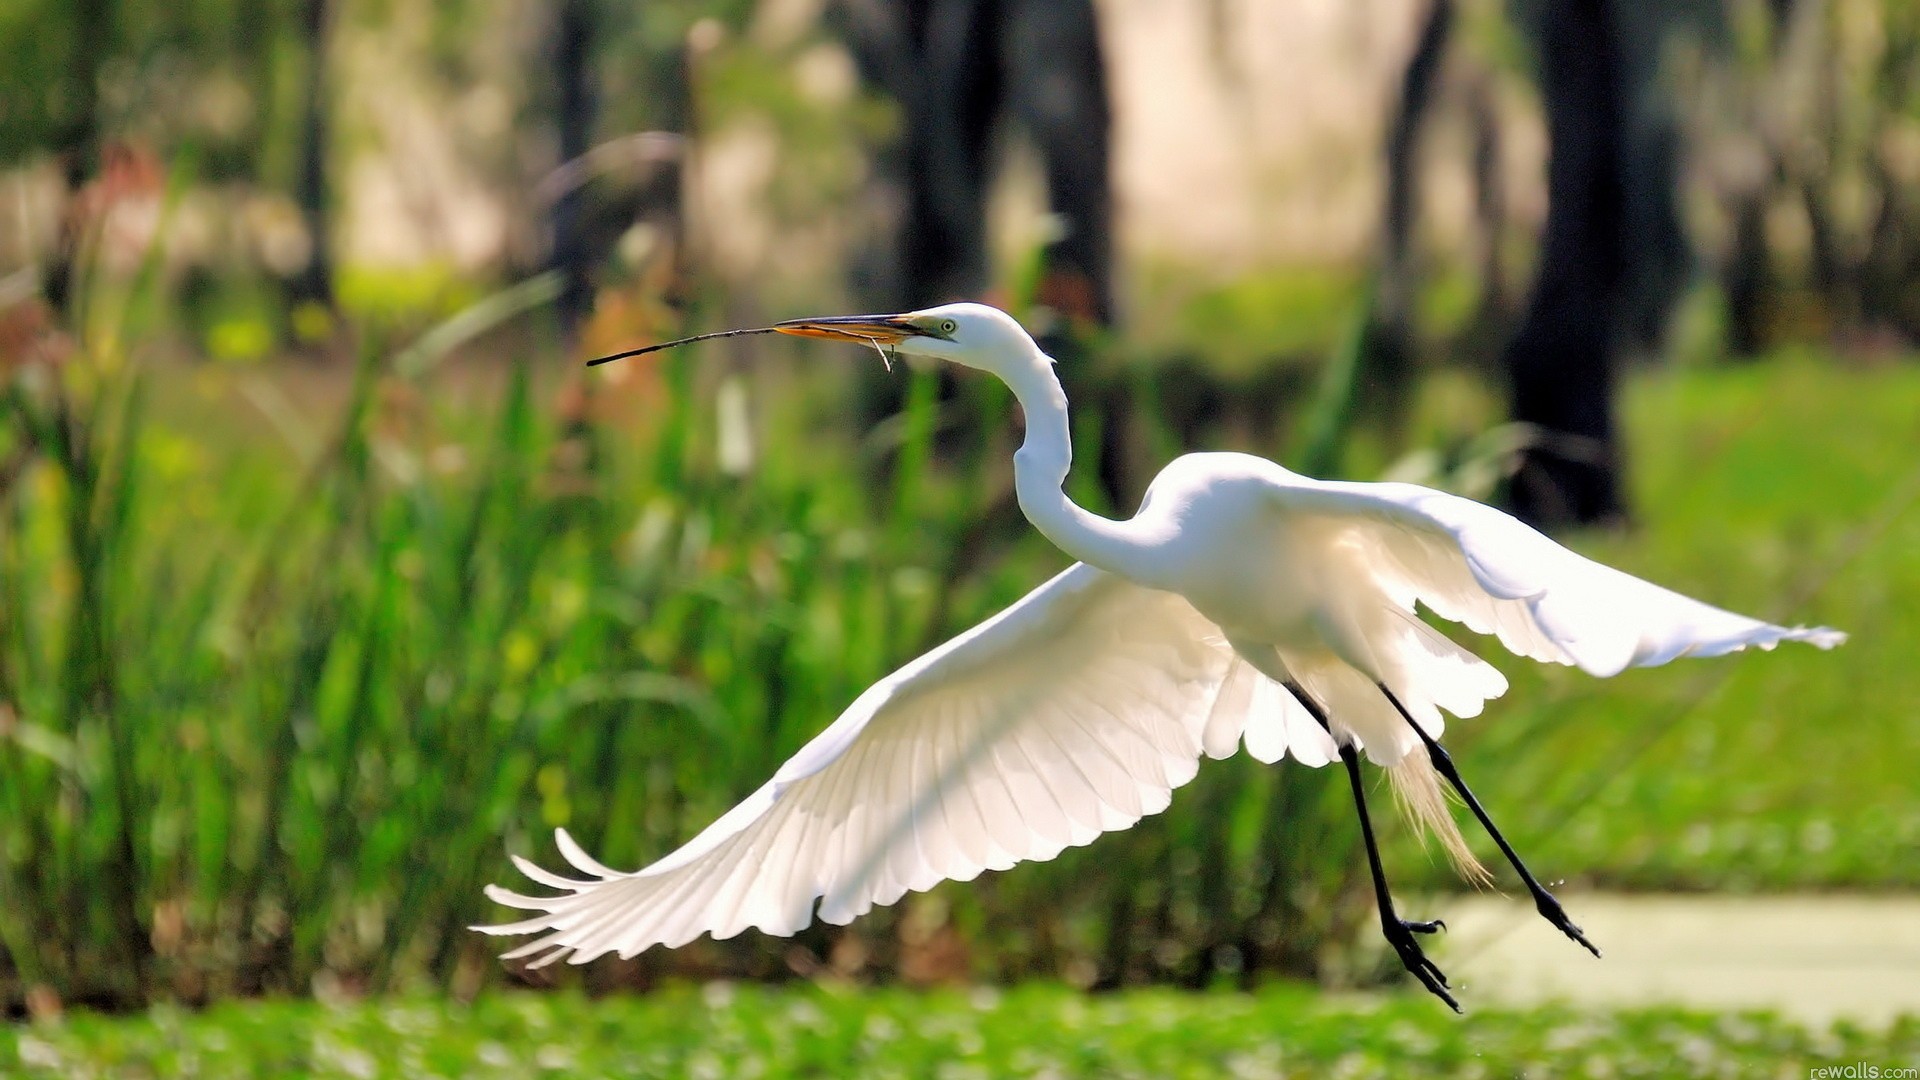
[4,984,1915,1079]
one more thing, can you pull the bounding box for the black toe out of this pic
[1536,893,1602,958]
[1384,918,1459,1012]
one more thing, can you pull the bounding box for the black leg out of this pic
[1285,681,1459,1011]
[1377,683,1602,959]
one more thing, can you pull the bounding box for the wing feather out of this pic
[931,703,998,871]
[907,709,959,887]
[1276,682,1339,767]
[1029,706,1128,833]
[477,562,1237,964]
[1056,703,1147,821]
[556,828,620,878]
[1281,479,1845,677]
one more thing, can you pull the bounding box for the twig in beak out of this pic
[584,326,779,367]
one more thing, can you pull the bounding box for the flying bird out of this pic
[477,303,1843,1009]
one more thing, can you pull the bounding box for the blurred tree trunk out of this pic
[1860,8,1920,341]
[1465,67,1509,341]
[829,0,930,307]
[1715,0,1800,360]
[1000,0,1113,329]
[1357,0,1455,448]
[289,0,335,310]
[906,0,996,312]
[549,0,597,338]
[1299,0,1453,481]
[837,0,1119,495]
[1723,189,1770,357]
[42,0,110,312]
[860,0,1113,326]
[233,0,274,179]
[1502,0,1629,530]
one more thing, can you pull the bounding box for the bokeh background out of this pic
[2,0,1918,1074]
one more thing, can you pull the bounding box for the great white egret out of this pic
[477,303,1843,1009]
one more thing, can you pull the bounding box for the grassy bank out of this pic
[5,984,1916,1079]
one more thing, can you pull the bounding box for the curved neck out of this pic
[1004,358,1160,583]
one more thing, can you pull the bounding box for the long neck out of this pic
[1004,357,1160,582]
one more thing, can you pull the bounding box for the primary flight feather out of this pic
[477,304,1841,1008]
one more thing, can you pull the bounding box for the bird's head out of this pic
[773,302,1046,378]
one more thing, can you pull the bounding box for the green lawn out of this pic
[5,984,1916,1079]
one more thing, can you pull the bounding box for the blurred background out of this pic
[2,0,1918,1072]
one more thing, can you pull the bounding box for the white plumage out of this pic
[476,304,1841,987]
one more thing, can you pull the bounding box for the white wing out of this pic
[1282,478,1846,678]
[476,563,1252,967]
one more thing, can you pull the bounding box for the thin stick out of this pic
[584,327,780,367]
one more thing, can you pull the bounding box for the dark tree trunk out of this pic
[839,0,1118,496]
[1465,68,1508,335]
[1383,0,1453,293]
[1861,155,1920,339]
[1299,0,1454,480]
[43,0,110,312]
[845,0,1112,323]
[1501,0,1629,530]
[1363,0,1455,435]
[550,0,597,337]
[910,0,1001,310]
[1002,0,1113,328]
[1723,190,1769,357]
[1714,0,1802,359]
[289,0,335,309]
[828,0,933,309]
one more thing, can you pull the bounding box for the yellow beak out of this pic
[772,314,920,345]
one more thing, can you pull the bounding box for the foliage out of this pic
[1695,0,1920,348]
[4,983,1916,1079]
[0,0,318,181]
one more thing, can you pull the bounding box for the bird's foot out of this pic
[1533,889,1601,958]
[1383,916,1458,1012]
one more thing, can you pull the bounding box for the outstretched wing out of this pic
[1283,478,1846,678]
[476,563,1244,967]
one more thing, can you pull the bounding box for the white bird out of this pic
[477,303,1843,1009]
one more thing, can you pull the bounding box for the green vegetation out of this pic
[5,984,1916,1079]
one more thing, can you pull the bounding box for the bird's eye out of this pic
[940,319,958,336]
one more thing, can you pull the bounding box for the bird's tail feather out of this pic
[1386,745,1490,886]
